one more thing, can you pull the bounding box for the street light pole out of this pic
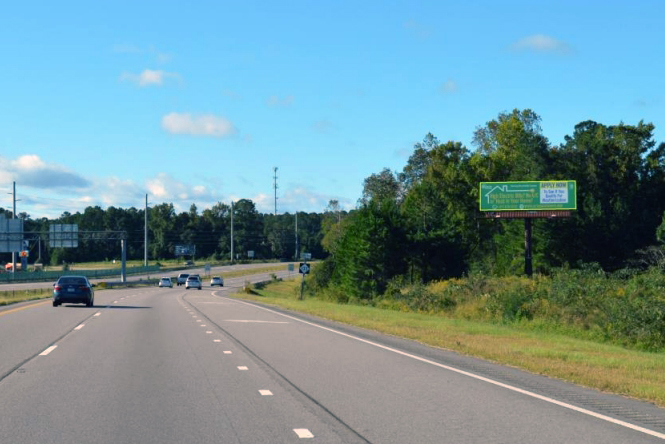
[144,194,148,267]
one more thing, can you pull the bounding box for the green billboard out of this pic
[479,181,577,211]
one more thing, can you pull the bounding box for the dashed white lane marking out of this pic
[196,320,202,322]
[94,312,101,317]
[200,325,207,327]
[74,324,85,330]
[113,301,118,304]
[206,331,212,334]
[294,429,314,438]
[213,339,221,342]
[224,320,288,324]
[259,390,273,396]
[231,299,665,441]
[237,366,248,371]
[223,351,232,354]
[40,345,58,356]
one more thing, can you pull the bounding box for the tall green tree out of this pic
[469,109,552,274]
[332,200,407,299]
[547,121,665,269]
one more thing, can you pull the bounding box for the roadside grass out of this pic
[232,279,665,407]
[218,265,290,280]
[0,287,52,306]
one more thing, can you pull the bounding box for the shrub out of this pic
[242,280,258,295]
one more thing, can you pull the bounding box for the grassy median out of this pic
[233,279,665,407]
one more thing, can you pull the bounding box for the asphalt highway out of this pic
[1,270,664,443]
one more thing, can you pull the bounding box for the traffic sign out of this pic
[19,250,29,258]
[299,263,310,274]
[479,181,577,211]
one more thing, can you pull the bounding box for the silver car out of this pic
[158,277,172,288]
[185,275,202,290]
[210,276,224,287]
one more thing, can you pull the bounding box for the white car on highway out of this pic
[158,277,172,288]
[185,275,202,290]
[210,276,224,287]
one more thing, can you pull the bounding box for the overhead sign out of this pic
[247,250,254,258]
[0,216,23,253]
[49,224,78,248]
[479,181,577,211]
[301,252,312,260]
[299,263,310,274]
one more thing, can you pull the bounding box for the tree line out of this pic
[314,109,665,300]
[0,199,332,266]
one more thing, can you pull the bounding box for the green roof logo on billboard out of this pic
[479,181,577,211]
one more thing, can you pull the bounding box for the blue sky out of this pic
[1,0,663,219]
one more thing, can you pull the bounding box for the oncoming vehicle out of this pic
[176,273,189,286]
[185,275,202,290]
[158,277,172,288]
[210,276,224,287]
[53,275,95,307]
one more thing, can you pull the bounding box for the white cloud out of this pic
[440,79,458,94]
[161,112,237,137]
[120,69,180,87]
[266,95,294,107]
[510,34,572,54]
[0,162,228,218]
[145,173,219,205]
[0,155,91,189]
[252,185,352,214]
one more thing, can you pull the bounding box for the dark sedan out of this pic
[53,276,95,307]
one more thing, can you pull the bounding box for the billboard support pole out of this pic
[525,218,533,277]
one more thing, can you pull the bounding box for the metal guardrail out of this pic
[0,265,161,283]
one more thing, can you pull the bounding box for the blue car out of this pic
[53,275,95,307]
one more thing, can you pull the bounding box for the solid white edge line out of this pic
[230,298,665,440]
[74,324,85,330]
[39,345,57,356]
[94,312,101,317]
[293,428,314,438]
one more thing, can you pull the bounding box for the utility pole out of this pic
[273,167,278,215]
[144,194,148,267]
[12,181,16,274]
[230,201,234,263]
[295,211,299,260]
